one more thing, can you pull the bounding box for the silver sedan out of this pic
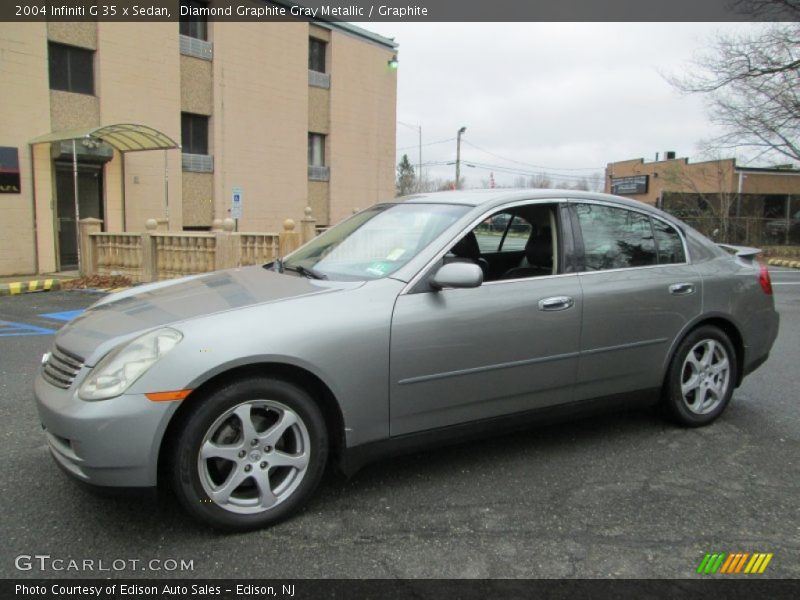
[34,190,779,530]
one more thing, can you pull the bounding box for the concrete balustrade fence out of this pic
[79,207,318,283]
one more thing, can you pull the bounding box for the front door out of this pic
[389,201,582,436]
[55,163,103,270]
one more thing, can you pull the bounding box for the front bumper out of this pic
[34,373,179,488]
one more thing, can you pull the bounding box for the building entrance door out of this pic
[55,163,104,270]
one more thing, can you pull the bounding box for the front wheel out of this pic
[663,326,737,427]
[170,377,328,531]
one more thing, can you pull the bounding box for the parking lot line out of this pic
[0,320,55,337]
[39,310,84,322]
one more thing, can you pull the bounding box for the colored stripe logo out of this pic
[697,552,773,574]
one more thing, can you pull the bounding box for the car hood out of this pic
[56,267,362,364]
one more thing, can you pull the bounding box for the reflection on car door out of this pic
[571,202,702,400]
[389,204,583,437]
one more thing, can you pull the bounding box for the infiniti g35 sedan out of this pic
[34,190,779,531]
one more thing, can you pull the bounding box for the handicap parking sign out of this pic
[231,186,243,219]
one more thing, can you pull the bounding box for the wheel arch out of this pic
[663,314,746,389]
[156,361,346,487]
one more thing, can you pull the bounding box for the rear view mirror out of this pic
[431,262,483,290]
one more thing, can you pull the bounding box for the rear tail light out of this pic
[759,264,773,295]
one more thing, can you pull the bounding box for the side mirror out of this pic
[431,262,483,290]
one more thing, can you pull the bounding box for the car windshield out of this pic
[281,203,470,281]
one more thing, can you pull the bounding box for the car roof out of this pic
[395,189,664,215]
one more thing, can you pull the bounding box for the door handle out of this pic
[669,282,695,295]
[538,296,574,311]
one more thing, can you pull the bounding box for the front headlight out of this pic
[79,328,183,400]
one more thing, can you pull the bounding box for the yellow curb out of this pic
[0,278,68,296]
[769,258,800,269]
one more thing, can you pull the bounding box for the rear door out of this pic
[570,201,702,400]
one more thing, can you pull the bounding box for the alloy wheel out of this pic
[680,339,731,415]
[197,399,311,514]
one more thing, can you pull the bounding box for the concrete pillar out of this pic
[141,219,158,282]
[300,206,317,244]
[215,218,238,270]
[279,219,301,257]
[78,218,103,276]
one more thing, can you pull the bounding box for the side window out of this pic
[575,204,657,271]
[473,212,532,253]
[652,219,686,264]
[444,204,559,283]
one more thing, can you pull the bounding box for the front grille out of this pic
[42,345,84,390]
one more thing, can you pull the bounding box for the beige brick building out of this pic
[0,18,397,275]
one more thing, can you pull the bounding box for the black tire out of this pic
[663,325,738,427]
[169,376,328,532]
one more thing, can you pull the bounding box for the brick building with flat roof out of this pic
[608,154,800,220]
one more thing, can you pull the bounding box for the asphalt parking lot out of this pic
[1,268,799,579]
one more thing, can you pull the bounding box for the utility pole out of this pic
[455,126,466,189]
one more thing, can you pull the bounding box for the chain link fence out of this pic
[679,216,800,248]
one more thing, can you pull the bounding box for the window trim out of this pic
[402,198,573,295]
[566,199,691,275]
[48,41,94,95]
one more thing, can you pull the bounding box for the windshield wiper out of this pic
[266,257,284,272]
[266,258,326,280]
[283,264,327,280]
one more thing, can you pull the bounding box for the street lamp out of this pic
[398,121,422,181]
[455,126,467,189]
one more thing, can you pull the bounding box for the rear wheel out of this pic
[663,326,737,427]
[170,377,328,531]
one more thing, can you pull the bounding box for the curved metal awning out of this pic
[30,123,179,153]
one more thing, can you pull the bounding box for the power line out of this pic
[461,139,603,172]
[396,137,455,152]
[418,157,601,183]
[464,160,601,181]
[463,162,596,184]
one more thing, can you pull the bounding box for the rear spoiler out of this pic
[717,244,762,263]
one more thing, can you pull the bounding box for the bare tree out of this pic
[661,159,739,242]
[528,174,553,189]
[668,21,800,164]
[570,178,591,192]
[512,176,528,188]
[729,0,800,20]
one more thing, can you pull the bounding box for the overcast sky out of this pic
[364,22,757,188]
